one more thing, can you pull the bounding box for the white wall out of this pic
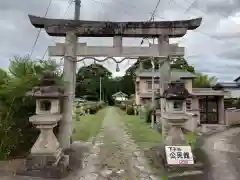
[115,97,128,101]
[225,89,240,98]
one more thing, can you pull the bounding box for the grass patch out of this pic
[72,108,106,141]
[118,111,162,149]
[185,131,197,149]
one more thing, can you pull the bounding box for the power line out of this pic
[65,0,75,17]
[184,0,237,22]
[171,0,236,44]
[113,0,234,45]
[150,0,162,21]
[41,0,74,60]
[29,0,53,59]
[141,0,162,44]
[91,0,165,21]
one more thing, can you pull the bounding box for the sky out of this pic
[0,0,240,82]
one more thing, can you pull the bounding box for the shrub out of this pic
[0,57,61,160]
[144,104,154,123]
[126,105,134,115]
[88,105,95,114]
[145,109,153,123]
[89,107,97,114]
[119,103,126,110]
[97,101,105,110]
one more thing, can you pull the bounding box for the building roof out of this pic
[135,69,196,80]
[234,76,240,82]
[212,82,240,90]
[112,91,128,97]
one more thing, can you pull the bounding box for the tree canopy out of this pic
[74,56,217,98]
[75,63,119,102]
[125,56,195,76]
[192,73,217,88]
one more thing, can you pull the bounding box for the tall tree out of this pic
[192,73,217,88]
[170,56,195,73]
[119,74,135,95]
[75,64,113,100]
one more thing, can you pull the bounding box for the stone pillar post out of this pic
[218,96,225,124]
[158,35,170,138]
[59,31,77,149]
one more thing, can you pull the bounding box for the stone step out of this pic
[168,170,204,180]
[167,162,204,173]
[201,125,227,135]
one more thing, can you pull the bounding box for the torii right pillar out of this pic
[158,35,171,138]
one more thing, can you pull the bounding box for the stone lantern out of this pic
[157,81,203,178]
[161,81,193,146]
[20,72,69,178]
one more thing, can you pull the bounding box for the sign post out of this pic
[165,146,194,165]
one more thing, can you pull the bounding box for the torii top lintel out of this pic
[28,15,202,38]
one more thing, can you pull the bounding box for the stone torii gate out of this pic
[28,15,202,149]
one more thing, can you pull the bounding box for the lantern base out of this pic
[17,154,69,179]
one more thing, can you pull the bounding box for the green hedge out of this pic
[81,101,106,115]
[145,109,153,123]
[144,103,153,123]
[126,105,134,115]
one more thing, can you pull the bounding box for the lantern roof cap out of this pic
[163,81,192,100]
[26,72,65,98]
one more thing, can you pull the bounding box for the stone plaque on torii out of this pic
[28,15,202,151]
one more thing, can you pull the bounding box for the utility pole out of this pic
[100,76,102,101]
[75,0,81,21]
[58,0,81,149]
[151,15,155,129]
[73,0,80,95]
[72,0,81,137]
[151,58,155,129]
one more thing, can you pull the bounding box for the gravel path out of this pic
[203,127,240,180]
[78,107,158,180]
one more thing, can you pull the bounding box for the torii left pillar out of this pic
[58,31,77,149]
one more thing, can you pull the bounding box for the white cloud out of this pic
[1,0,240,81]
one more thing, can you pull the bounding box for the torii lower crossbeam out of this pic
[48,43,184,57]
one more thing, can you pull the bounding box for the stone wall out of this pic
[225,108,240,126]
[184,109,200,132]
